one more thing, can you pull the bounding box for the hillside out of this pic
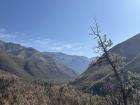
[0,40,78,82]
[0,73,114,105]
[72,33,140,89]
[110,33,140,63]
[0,50,32,79]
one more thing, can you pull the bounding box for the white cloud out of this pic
[0,30,87,56]
[0,33,16,41]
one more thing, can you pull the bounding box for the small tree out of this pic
[90,21,137,105]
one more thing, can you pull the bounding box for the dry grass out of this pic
[0,73,139,105]
[0,74,48,105]
[0,74,94,105]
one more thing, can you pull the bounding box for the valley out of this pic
[0,33,140,105]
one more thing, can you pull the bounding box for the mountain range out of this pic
[43,52,91,74]
[1,33,140,86]
[0,40,90,82]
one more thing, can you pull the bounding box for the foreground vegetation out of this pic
[0,73,139,105]
[0,73,99,105]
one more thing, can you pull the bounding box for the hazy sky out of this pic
[0,0,140,57]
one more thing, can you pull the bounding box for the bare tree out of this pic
[90,21,136,105]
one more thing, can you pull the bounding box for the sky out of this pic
[0,0,140,57]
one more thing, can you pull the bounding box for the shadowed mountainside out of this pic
[72,33,140,89]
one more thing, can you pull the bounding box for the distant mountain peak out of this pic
[43,52,91,74]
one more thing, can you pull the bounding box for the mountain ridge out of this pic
[0,40,79,82]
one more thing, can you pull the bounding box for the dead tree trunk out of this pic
[90,22,128,105]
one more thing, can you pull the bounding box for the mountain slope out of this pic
[43,52,91,74]
[72,33,140,89]
[0,50,32,79]
[110,33,140,63]
[0,40,77,81]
